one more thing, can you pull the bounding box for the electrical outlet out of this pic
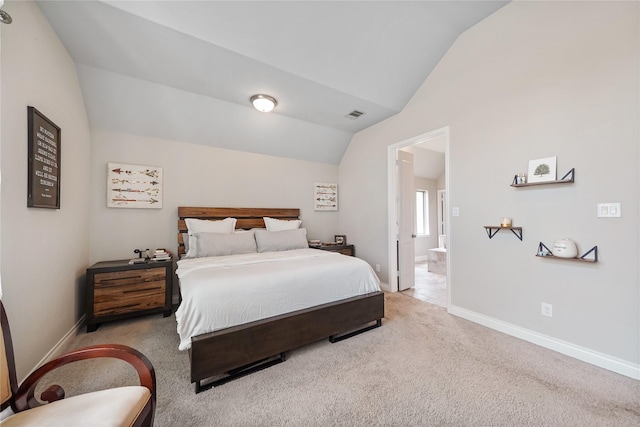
[375,264,381,272]
[541,303,553,317]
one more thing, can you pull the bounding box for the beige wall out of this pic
[1,1,91,380]
[90,129,339,265]
[436,173,445,192]
[339,1,639,374]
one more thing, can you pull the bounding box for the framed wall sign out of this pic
[28,107,61,209]
[107,163,163,208]
[314,182,338,211]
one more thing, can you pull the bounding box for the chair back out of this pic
[0,301,18,412]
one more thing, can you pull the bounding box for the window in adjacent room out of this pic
[416,189,429,235]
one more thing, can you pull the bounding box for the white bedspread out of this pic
[175,248,381,350]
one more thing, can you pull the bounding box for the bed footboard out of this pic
[190,291,384,392]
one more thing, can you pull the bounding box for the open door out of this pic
[397,149,415,291]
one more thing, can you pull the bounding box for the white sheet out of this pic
[175,248,381,350]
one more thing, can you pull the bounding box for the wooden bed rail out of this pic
[190,291,384,393]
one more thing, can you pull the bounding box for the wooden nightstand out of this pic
[316,244,355,257]
[86,259,173,332]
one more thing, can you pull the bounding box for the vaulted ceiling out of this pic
[36,0,508,164]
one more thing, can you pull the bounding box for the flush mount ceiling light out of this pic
[250,94,277,113]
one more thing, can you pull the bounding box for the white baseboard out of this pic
[449,305,640,380]
[24,315,86,383]
[379,282,392,292]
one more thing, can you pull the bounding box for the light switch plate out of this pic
[452,207,460,217]
[597,202,621,218]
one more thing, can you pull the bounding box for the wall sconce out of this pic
[250,94,277,113]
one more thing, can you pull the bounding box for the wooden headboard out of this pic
[177,207,300,257]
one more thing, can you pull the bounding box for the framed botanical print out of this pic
[527,156,557,183]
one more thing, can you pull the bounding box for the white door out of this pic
[397,150,415,291]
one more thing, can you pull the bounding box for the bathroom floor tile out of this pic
[402,261,447,307]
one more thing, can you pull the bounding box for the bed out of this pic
[176,207,385,393]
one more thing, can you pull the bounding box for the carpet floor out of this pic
[44,292,639,426]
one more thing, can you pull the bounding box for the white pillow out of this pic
[194,232,257,257]
[255,228,308,253]
[263,217,302,232]
[182,233,190,254]
[184,217,237,258]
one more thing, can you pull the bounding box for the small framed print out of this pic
[314,182,338,211]
[335,235,346,245]
[527,156,557,183]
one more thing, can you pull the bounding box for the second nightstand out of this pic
[316,244,355,257]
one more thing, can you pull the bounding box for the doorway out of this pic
[387,127,450,309]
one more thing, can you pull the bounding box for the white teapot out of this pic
[552,238,578,258]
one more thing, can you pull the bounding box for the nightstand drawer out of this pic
[333,248,354,256]
[316,244,355,257]
[94,267,166,288]
[94,280,166,316]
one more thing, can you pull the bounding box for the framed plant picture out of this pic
[27,107,61,209]
[107,163,163,208]
[527,156,557,183]
[314,182,338,211]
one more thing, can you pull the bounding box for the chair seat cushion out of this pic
[1,386,150,427]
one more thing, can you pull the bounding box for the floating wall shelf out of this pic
[536,242,598,263]
[484,226,523,241]
[511,168,575,187]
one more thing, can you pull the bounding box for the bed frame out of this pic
[177,207,384,393]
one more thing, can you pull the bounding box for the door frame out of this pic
[387,126,451,307]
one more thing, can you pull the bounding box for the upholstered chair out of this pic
[0,300,156,426]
